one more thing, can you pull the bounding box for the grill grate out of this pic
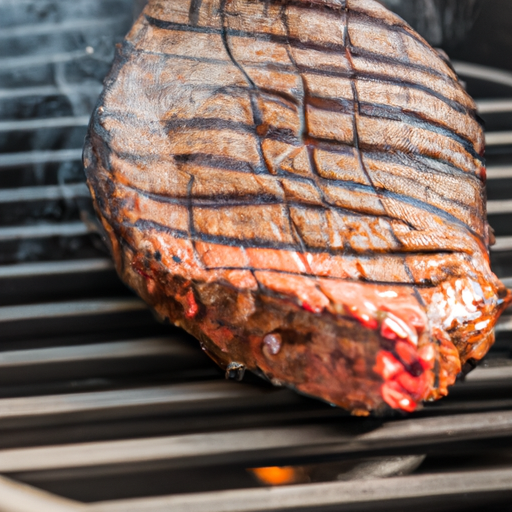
[1,2,512,511]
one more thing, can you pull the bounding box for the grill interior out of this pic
[1,1,512,511]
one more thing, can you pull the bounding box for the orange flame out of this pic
[249,466,299,486]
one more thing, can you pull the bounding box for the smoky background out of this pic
[379,0,512,71]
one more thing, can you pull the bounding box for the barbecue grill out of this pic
[1,1,512,511]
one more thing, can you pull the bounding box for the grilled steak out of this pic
[84,0,511,414]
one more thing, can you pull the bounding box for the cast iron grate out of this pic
[0,2,512,511]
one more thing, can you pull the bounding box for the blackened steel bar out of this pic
[89,467,512,512]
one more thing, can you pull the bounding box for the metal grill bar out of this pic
[0,50,90,70]
[2,410,512,474]
[491,236,512,252]
[453,61,512,88]
[0,381,293,431]
[485,131,512,146]
[89,468,512,512]
[0,299,146,323]
[465,365,512,382]
[0,149,82,168]
[486,199,512,215]
[496,316,512,332]
[0,337,207,386]
[0,222,91,241]
[0,259,122,307]
[0,117,90,132]
[0,338,195,369]
[0,17,123,38]
[487,166,512,180]
[476,99,512,114]
[0,259,112,278]
[502,277,512,288]
[0,85,101,100]
[0,475,83,512]
[0,184,90,203]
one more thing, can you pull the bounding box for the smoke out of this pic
[380,0,482,47]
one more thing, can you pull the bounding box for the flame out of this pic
[249,466,299,486]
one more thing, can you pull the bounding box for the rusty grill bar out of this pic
[0,1,512,511]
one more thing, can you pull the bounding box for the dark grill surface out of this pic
[1,2,512,511]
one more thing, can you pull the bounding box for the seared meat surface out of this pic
[84,0,510,414]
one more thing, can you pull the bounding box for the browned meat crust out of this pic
[84,0,511,414]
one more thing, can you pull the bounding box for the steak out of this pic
[84,0,511,414]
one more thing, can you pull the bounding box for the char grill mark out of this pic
[85,0,510,414]
[116,175,486,255]
[156,101,481,170]
[143,8,473,109]
[188,0,203,25]
[112,154,485,247]
[136,17,482,169]
[126,39,476,132]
